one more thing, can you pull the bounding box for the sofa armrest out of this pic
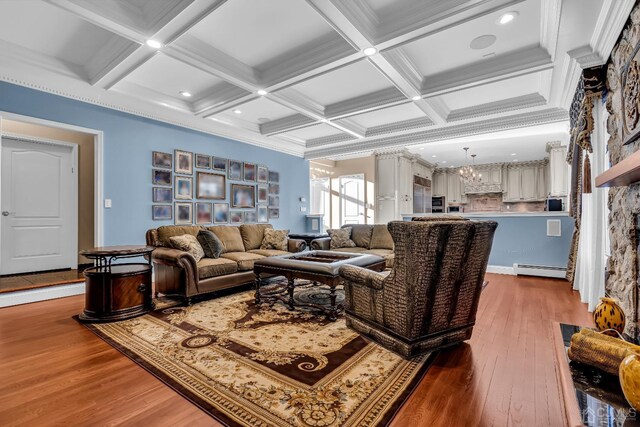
[310,237,331,250]
[339,265,388,290]
[152,247,199,293]
[287,238,307,253]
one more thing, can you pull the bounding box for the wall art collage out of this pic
[151,150,280,224]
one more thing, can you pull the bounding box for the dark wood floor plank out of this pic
[0,273,593,427]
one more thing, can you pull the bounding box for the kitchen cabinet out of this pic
[463,164,503,194]
[433,171,447,197]
[547,142,568,197]
[503,160,548,202]
[447,171,466,204]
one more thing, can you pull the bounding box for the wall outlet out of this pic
[104,198,112,208]
[300,206,307,212]
[300,197,306,202]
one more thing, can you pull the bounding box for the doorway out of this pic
[339,174,365,226]
[1,137,78,274]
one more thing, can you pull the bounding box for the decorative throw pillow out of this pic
[197,230,223,259]
[328,227,356,249]
[260,229,289,251]
[169,234,204,262]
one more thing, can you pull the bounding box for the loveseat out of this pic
[146,224,306,304]
[310,224,395,268]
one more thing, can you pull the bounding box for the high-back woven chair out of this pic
[339,219,497,358]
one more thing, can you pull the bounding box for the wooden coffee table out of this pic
[253,250,386,321]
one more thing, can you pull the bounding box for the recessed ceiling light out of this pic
[257,89,268,96]
[511,153,517,156]
[431,155,437,158]
[449,165,454,168]
[419,147,425,150]
[320,118,329,123]
[363,47,377,56]
[412,95,421,101]
[513,159,518,162]
[441,160,447,164]
[233,109,242,114]
[470,35,497,50]
[498,12,518,25]
[146,39,163,49]
[179,91,192,97]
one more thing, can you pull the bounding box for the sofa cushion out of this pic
[248,249,290,257]
[197,230,223,259]
[328,227,356,249]
[370,224,394,250]
[240,224,273,251]
[412,215,467,222]
[261,229,289,250]
[330,247,367,253]
[169,235,205,262]
[347,225,374,248]
[157,225,201,247]
[364,249,394,268]
[220,252,265,271]
[197,258,238,279]
[207,226,245,253]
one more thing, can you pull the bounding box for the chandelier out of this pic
[459,147,482,184]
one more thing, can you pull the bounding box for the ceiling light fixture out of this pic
[459,147,482,184]
[497,12,518,25]
[441,160,447,164]
[412,95,421,101]
[431,155,437,158]
[257,89,268,96]
[146,39,163,49]
[233,109,242,114]
[511,153,517,156]
[179,91,192,97]
[363,47,377,56]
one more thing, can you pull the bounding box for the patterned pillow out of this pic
[197,230,223,259]
[328,227,356,249]
[169,234,205,262]
[260,229,289,251]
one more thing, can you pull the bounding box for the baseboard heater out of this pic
[513,263,566,279]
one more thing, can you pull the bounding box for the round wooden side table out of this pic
[78,245,154,323]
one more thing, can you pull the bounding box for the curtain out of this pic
[573,99,608,311]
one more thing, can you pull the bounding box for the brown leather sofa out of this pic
[310,224,395,268]
[146,224,306,304]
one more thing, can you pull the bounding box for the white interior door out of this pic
[1,138,77,274]
[339,174,365,226]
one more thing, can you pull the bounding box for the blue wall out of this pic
[0,82,310,245]
[469,214,574,268]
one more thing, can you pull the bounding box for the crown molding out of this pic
[365,117,433,138]
[305,108,568,159]
[85,37,139,85]
[193,83,253,116]
[446,93,547,122]
[260,114,316,136]
[505,159,548,168]
[380,48,423,90]
[540,0,562,61]
[307,133,356,147]
[325,86,406,119]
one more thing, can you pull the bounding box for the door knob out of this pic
[2,211,9,216]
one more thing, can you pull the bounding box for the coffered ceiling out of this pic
[0,0,633,160]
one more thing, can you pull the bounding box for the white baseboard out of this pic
[486,265,516,275]
[0,282,85,308]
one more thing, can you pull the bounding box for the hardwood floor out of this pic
[0,273,593,426]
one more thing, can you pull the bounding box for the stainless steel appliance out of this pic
[448,206,463,213]
[432,196,445,213]
[546,198,563,211]
[413,176,432,214]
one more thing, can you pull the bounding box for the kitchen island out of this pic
[402,212,573,276]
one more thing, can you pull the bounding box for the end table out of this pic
[78,245,154,323]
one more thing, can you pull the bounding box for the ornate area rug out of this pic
[81,284,435,427]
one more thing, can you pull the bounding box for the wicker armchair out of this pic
[339,219,497,358]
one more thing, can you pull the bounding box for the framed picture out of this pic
[195,154,211,169]
[175,150,193,174]
[153,151,172,169]
[228,160,243,180]
[257,165,268,183]
[175,202,192,224]
[231,184,255,208]
[268,208,280,219]
[230,211,243,224]
[214,203,229,223]
[243,210,257,223]
[257,205,268,223]
[153,187,172,203]
[213,157,227,172]
[195,202,212,224]
[152,205,172,220]
[269,171,279,183]
[153,169,172,186]
[196,172,226,199]
[257,184,268,203]
[269,195,279,207]
[175,176,193,199]
[269,183,280,194]
[244,163,256,182]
